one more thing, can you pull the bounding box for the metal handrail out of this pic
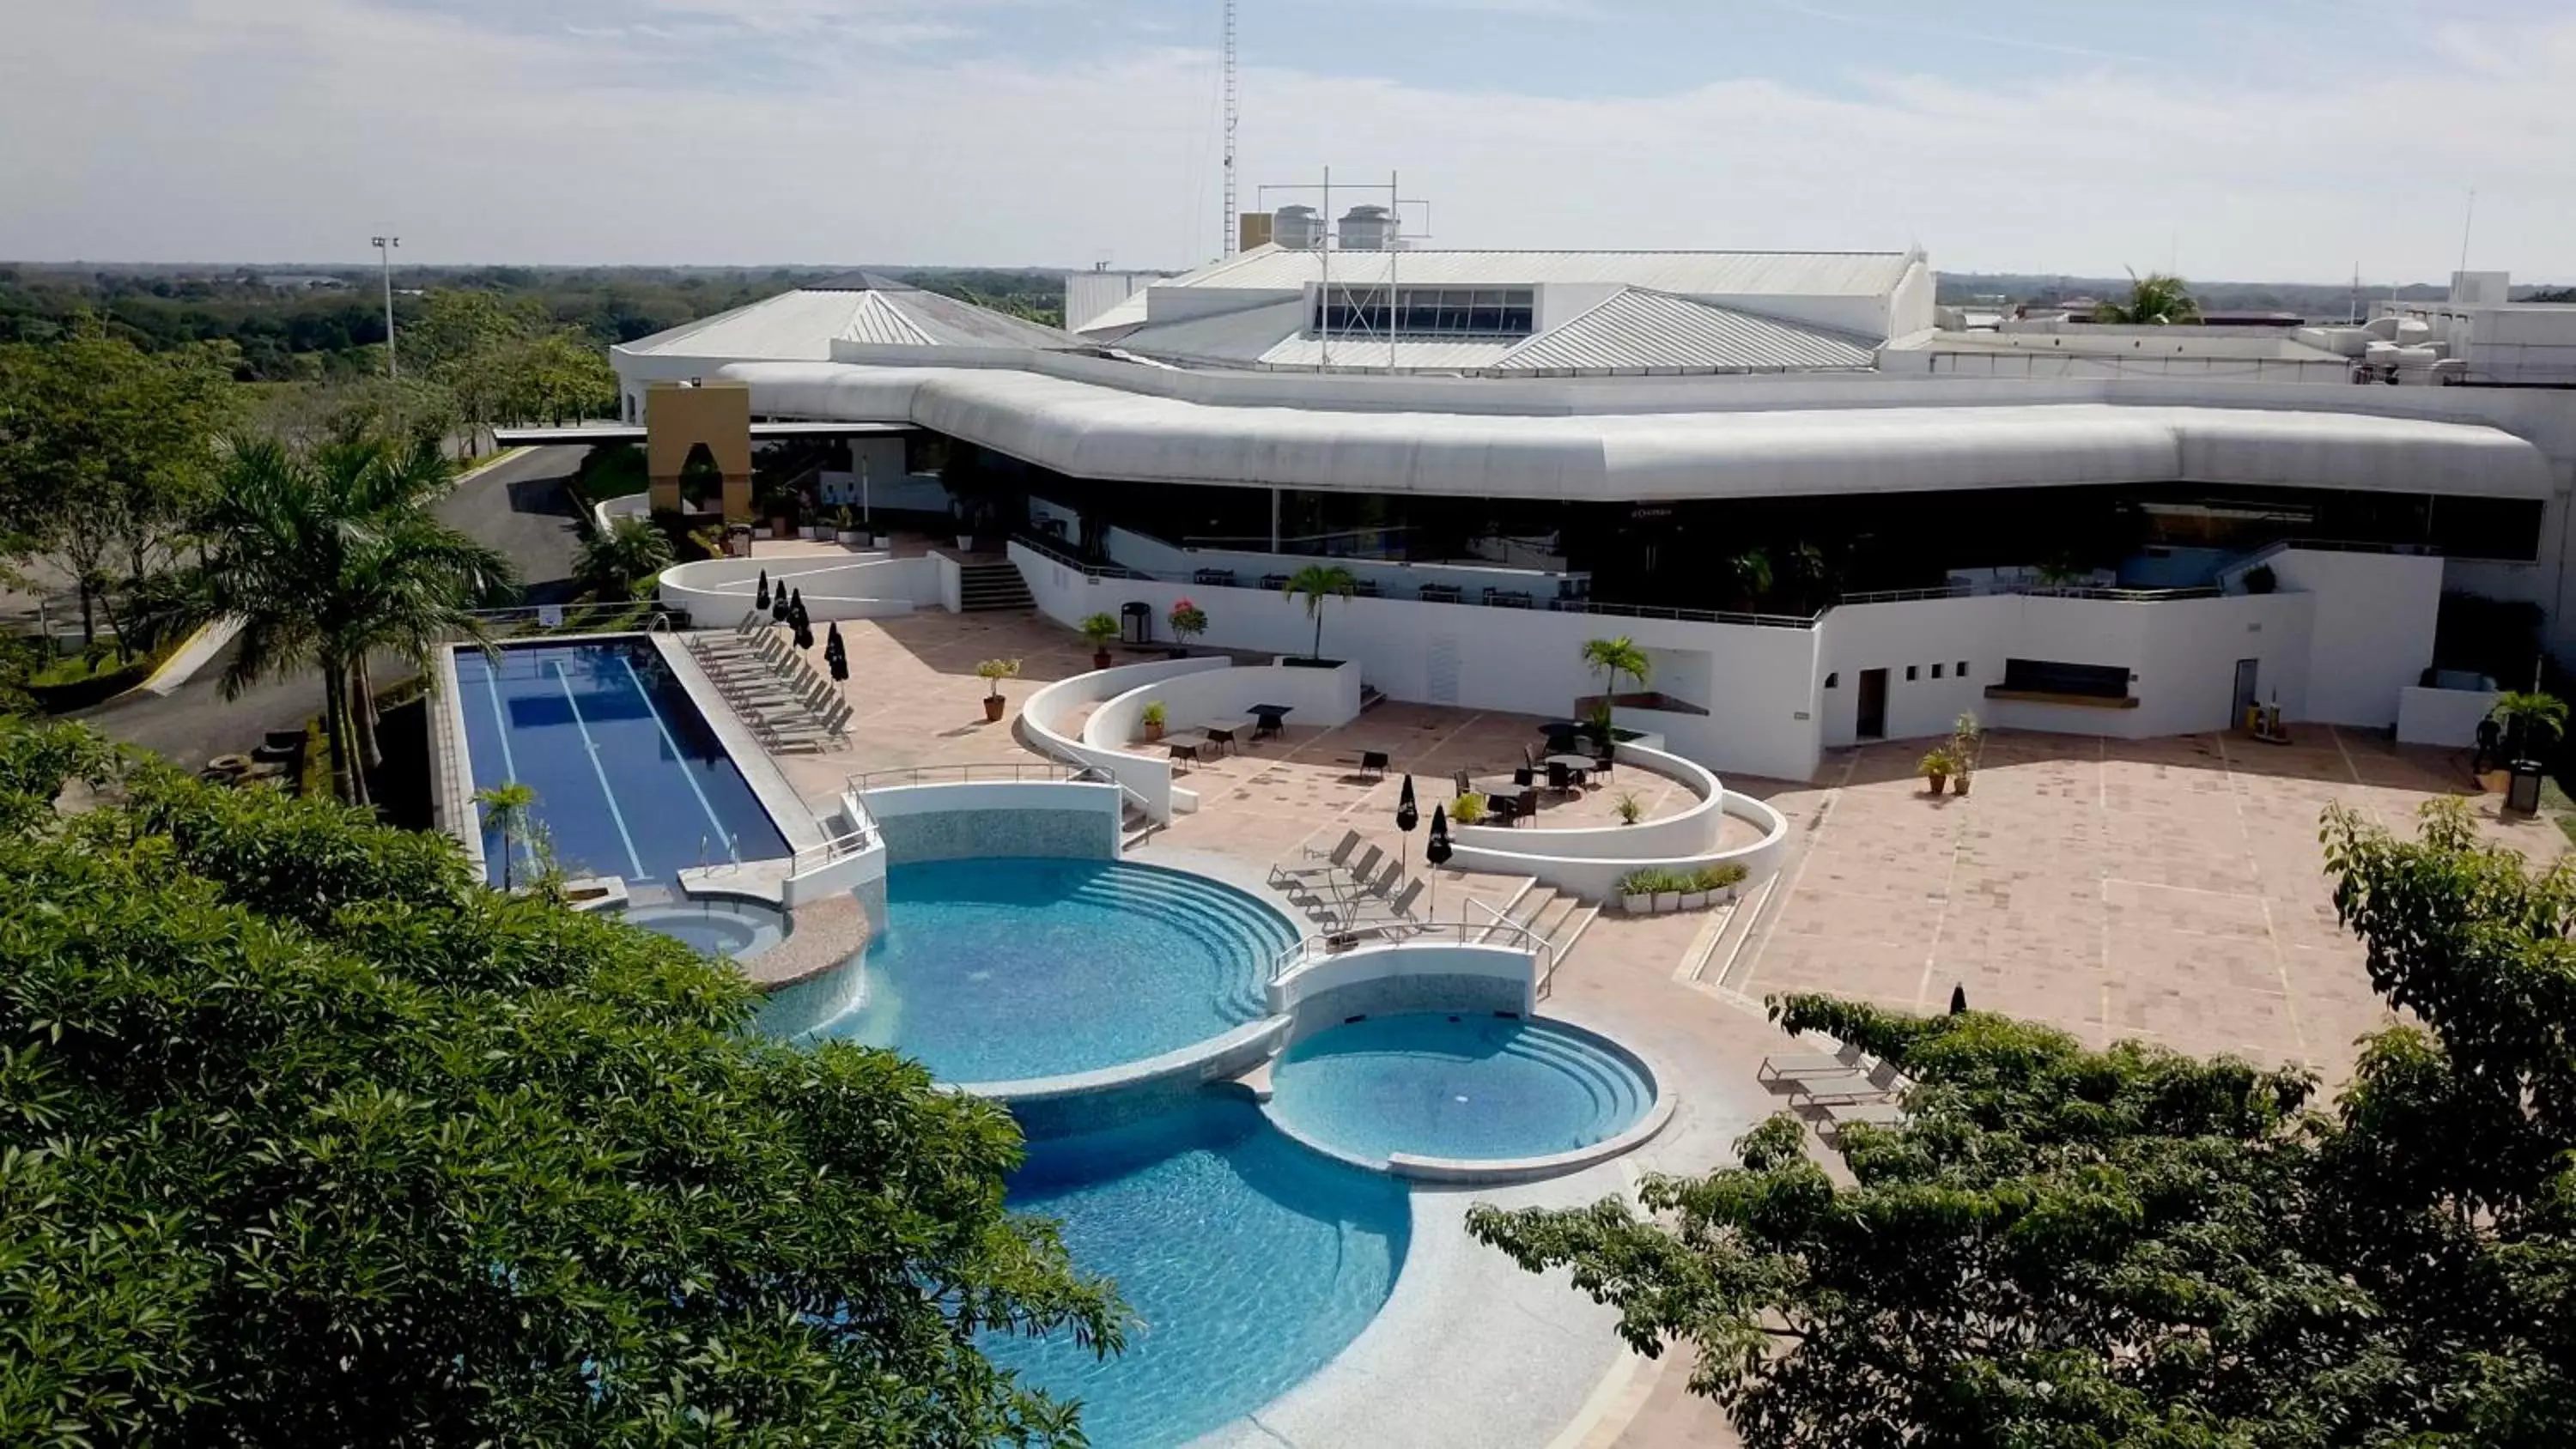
[1835,584,1975,605]
[2006,583,2224,602]
[1542,597,1825,630]
[1268,917,1551,984]
[845,761,1107,791]
[1467,897,1561,993]
[787,820,873,876]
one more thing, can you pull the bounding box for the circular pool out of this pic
[1267,1013,1656,1166]
[786,858,1296,1085]
[990,1097,1407,1448]
[623,898,791,960]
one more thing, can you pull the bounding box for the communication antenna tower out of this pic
[1222,0,1239,256]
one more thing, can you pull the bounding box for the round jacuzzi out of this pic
[623,898,792,961]
[1266,1012,1657,1167]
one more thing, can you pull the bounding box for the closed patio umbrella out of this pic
[825,623,850,693]
[769,580,791,624]
[1425,803,1452,922]
[1949,984,1968,1015]
[755,569,770,611]
[1394,774,1419,867]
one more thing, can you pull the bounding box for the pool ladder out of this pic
[697,831,744,875]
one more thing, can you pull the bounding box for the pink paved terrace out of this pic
[742,606,2563,1449]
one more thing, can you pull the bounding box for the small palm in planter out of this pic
[1919,747,1958,796]
[1141,700,1166,742]
[1078,612,1121,669]
[976,657,1021,722]
[2488,690,2568,765]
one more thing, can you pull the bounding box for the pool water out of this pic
[799,858,1295,1084]
[454,639,787,886]
[1267,1013,1656,1164]
[992,1097,1408,1448]
[622,899,790,960]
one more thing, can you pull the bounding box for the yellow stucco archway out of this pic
[644,381,755,521]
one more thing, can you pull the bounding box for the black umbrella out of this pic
[769,579,791,624]
[1948,984,1969,1016]
[1394,774,1419,865]
[755,569,771,611]
[793,613,815,652]
[823,620,846,667]
[826,628,849,689]
[1425,803,1452,920]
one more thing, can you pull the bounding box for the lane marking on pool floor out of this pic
[550,658,647,879]
[469,655,532,877]
[618,653,739,863]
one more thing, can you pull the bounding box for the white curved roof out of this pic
[714,358,2555,503]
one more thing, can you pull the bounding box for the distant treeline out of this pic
[0,264,1071,380]
[1936,271,2573,318]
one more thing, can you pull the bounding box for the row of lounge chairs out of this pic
[684,618,851,753]
[1267,828,1425,934]
[1758,1040,1910,1144]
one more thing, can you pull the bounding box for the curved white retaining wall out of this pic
[1451,742,1723,862]
[1083,658,1363,754]
[1268,941,1538,1018]
[1449,788,1793,903]
[659,553,941,623]
[1017,656,1231,822]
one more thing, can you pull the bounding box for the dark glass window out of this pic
[2001,658,2129,699]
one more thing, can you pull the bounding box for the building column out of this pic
[1271,487,1281,552]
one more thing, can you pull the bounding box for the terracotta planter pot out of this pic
[1145,721,1165,742]
[1953,774,1973,796]
[1925,773,1948,796]
[983,694,1005,723]
[1092,649,1113,670]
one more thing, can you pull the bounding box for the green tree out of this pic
[2487,689,2567,761]
[472,779,538,889]
[575,514,677,603]
[1279,563,1359,662]
[1470,797,2576,1447]
[2093,269,2202,324]
[1725,546,1773,608]
[132,433,516,805]
[0,719,1121,1446]
[1579,636,1651,739]
[0,324,243,653]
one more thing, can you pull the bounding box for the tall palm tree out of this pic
[1281,563,1359,662]
[577,514,676,603]
[474,781,537,889]
[2093,270,2202,325]
[1727,547,1774,608]
[1580,636,1652,740]
[137,433,517,806]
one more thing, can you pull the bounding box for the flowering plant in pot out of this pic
[1141,700,1166,742]
[975,657,1021,722]
[1078,612,1121,669]
[1167,597,1208,656]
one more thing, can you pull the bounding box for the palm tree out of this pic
[1280,563,1359,662]
[137,433,517,807]
[1580,636,1652,740]
[474,781,537,889]
[2488,690,2567,762]
[577,515,676,603]
[1727,547,1774,608]
[2093,270,2202,325]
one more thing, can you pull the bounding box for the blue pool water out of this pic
[993,1097,1408,1448]
[793,858,1295,1084]
[621,898,790,960]
[1267,1013,1655,1164]
[454,639,787,887]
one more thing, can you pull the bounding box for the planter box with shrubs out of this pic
[1616,862,1751,914]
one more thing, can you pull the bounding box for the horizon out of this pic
[6,2,2575,284]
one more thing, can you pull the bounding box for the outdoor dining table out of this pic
[1537,720,1586,749]
[1200,719,1253,755]
[1544,752,1599,790]
[1163,732,1211,769]
[1248,704,1293,739]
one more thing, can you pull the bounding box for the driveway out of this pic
[75,445,590,767]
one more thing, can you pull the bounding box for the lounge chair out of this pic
[1821,1099,1907,1145]
[1795,1059,1907,1110]
[1282,844,1381,913]
[1757,1041,1868,1088]
[1346,877,1426,930]
[1271,830,1362,884]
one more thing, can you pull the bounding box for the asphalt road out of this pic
[76,446,589,767]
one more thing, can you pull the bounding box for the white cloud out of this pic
[3,0,2573,282]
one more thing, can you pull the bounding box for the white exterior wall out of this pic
[1103,526,1579,603]
[658,554,938,623]
[1013,543,1825,781]
[1085,662,1363,751]
[2265,549,2445,726]
[2397,686,2500,748]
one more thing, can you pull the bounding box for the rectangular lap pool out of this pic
[453,637,789,886]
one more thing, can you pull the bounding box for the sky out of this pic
[5,0,2574,283]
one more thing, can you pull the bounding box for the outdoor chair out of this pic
[1758,1041,1868,1089]
[1353,749,1388,781]
[1453,769,1475,799]
[1821,1100,1907,1146]
[1795,1059,1908,1110]
[1271,830,1361,885]
[1346,878,1427,930]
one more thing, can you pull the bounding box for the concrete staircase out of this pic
[1471,879,1601,994]
[959,561,1035,613]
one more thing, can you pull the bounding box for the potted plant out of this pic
[1168,597,1208,658]
[1619,870,1655,916]
[832,506,865,547]
[1078,612,1121,670]
[1450,792,1487,827]
[1279,563,1358,664]
[1141,700,1166,742]
[1650,870,1682,914]
[1613,791,1644,825]
[1581,636,1651,742]
[975,657,1021,722]
[1919,746,1957,796]
[1949,712,1982,797]
[1680,871,1710,911]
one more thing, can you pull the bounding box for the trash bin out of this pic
[2507,760,2545,816]
[1121,600,1154,646]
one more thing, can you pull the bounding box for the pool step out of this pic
[1055,871,1297,1016]
[1494,1027,1653,1131]
[957,562,1036,613]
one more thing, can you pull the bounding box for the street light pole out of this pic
[371,235,400,380]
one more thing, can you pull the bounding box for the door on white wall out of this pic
[1856,669,1888,740]
[1427,635,1461,706]
[2232,658,2259,731]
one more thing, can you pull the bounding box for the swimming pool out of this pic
[993,1096,1407,1448]
[1267,1013,1656,1165]
[453,639,787,886]
[622,897,791,960]
[788,857,1295,1085]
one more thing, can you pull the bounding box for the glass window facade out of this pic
[1315,286,1535,337]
